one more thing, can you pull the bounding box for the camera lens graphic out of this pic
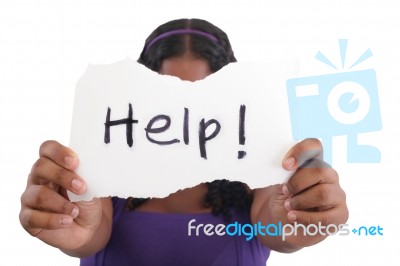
[327,81,371,125]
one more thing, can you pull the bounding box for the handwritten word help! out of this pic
[104,104,247,159]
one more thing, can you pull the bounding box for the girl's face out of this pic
[158,55,212,82]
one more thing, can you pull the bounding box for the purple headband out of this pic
[144,29,218,53]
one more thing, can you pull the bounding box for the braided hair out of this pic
[138,18,236,72]
[129,19,251,220]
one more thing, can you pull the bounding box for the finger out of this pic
[283,159,338,196]
[19,208,74,235]
[29,157,86,195]
[286,205,349,226]
[282,138,323,171]
[21,185,79,218]
[284,184,344,211]
[39,140,79,170]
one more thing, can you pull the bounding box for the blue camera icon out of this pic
[286,69,382,164]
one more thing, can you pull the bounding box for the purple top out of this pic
[80,197,270,266]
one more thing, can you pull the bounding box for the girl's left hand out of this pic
[281,138,348,227]
[251,138,348,252]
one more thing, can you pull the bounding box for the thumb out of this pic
[74,198,103,227]
[282,138,323,171]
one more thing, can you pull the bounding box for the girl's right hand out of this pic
[19,140,109,254]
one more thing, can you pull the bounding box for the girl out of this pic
[20,18,348,266]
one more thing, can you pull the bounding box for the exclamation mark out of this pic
[238,105,247,159]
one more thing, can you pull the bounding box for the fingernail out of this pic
[60,217,73,225]
[71,207,79,218]
[285,157,295,170]
[72,179,83,192]
[65,156,75,167]
[288,213,297,222]
[284,199,291,211]
[282,184,290,197]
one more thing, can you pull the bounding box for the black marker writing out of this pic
[104,104,246,160]
[183,107,189,145]
[104,103,139,147]
[199,118,221,159]
[145,115,180,145]
[238,105,247,159]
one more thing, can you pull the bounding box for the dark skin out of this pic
[20,55,348,257]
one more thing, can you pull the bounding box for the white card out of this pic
[69,59,296,201]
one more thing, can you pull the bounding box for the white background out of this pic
[1,0,399,265]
